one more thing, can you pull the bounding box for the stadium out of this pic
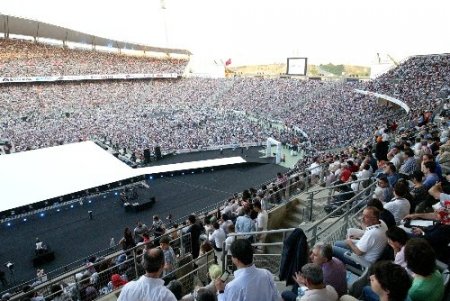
[0,2,449,301]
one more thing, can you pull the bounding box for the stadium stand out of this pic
[0,34,450,301]
[0,39,188,77]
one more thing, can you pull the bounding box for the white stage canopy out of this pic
[0,141,246,213]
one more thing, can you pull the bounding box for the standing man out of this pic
[254,201,268,246]
[186,214,203,259]
[215,239,280,301]
[159,236,177,281]
[118,248,177,301]
[235,207,256,242]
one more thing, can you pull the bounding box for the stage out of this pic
[0,141,247,217]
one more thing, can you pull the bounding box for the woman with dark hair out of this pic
[404,238,444,301]
[119,227,136,251]
[194,288,215,301]
[368,261,412,301]
[385,226,408,269]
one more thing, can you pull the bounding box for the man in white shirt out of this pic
[209,221,227,262]
[253,201,268,247]
[118,248,177,301]
[215,239,280,301]
[309,157,322,184]
[383,181,411,225]
[332,207,387,268]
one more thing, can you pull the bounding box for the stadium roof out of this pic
[0,13,192,55]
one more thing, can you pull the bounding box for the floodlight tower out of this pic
[161,0,169,48]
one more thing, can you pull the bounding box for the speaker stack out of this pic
[155,146,162,160]
[143,149,151,164]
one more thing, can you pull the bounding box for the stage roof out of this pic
[0,14,192,55]
[0,141,245,213]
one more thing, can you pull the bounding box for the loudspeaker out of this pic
[155,146,162,160]
[143,149,151,164]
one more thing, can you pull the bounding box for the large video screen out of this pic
[286,57,308,76]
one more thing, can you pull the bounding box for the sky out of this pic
[0,0,448,66]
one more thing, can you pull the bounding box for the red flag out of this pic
[225,58,232,66]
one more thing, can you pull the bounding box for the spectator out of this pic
[367,199,396,229]
[404,238,444,301]
[186,214,204,259]
[183,264,222,301]
[118,248,177,301]
[288,263,338,301]
[333,207,387,268]
[281,243,346,301]
[208,221,226,263]
[362,261,412,301]
[134,221,149,244]
[119,227,136,251]
[383,181,411,225]
[50,284,72,301]
[194,288,216,301]
[214,239,280,301]
[383,163,400,188]
[421,161,439,190]
[372,177,393,204]
[253,201,268,245]
[234,207,256,242]
[159,236,178,281]
[166,280,183,300]
[399,148,417,175]
[385,226,408,269]
[110,274,128,290]
[409,171,434,213]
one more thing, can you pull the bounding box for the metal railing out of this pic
[222,181,377,276]
[8,232,197,301]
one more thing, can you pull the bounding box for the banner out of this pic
[354,89,410,113]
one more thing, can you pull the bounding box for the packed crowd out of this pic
[0,78,293,157]
[0,39,188,77]
[4,109,450,301]
[0,77,404,157]
[366,54,449,112]
[1,52,447,158]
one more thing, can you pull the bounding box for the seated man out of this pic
[287,263,338,301]
[282,243,347,301]
[333,207,387,268]
[372,176,393,204]
[383,181,411,225]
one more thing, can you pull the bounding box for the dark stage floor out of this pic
[0,147,287,288]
